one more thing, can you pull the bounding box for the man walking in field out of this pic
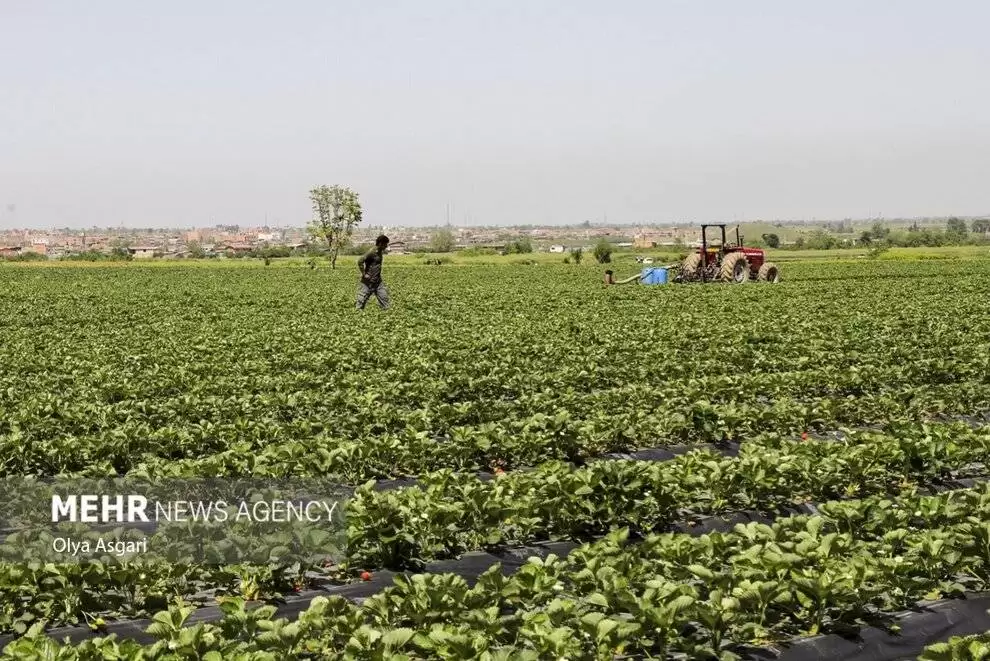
[356,234,390,310]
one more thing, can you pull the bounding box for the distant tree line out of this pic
[64,247,134,261]
[780,218,990,250]
[221,244,309,259]
[0,251,48,262]
[0,247,135,262]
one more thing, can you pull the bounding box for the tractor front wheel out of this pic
[719,252,749,283]
[757,262,781,283]
[680,253,703,279]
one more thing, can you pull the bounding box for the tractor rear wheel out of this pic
[757,262,781,283]
[680,253,702,279]
[719,252,749,283]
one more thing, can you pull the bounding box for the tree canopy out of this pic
[307,185,363,269]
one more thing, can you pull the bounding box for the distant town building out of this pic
[633,234,658,249]
[26,241,48,255]
[548,245,566,253]
[634,230,680,248]
[217,242,254,254]
[128,246,157,259]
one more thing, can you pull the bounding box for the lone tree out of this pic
[430,227,456,252]
[946,216,968,240]
[761,233,780,248]
[507,238,533,254]
[869,221,890,242]
[308,185,363,269]
[186,241,206,258]
[593,238,612,264]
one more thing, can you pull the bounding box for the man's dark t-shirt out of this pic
[358,250,384,287]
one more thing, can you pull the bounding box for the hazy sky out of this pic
[2,1,989,229]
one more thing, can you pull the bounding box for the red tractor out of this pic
[674,224,780,283]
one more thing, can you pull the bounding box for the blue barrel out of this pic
[640,267,668,285]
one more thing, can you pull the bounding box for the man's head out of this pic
[376,235,390,251]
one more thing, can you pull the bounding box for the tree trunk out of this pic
[330,249,338,270]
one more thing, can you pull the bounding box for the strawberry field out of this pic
[1,257,990,659]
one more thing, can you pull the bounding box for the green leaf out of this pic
[383,628,415,649]
[687,564,715,581]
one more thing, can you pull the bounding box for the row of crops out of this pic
[5,479,990,659]
[1,258,989,658]
[2,421,987,632]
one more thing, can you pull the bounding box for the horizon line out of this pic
[1,214,988,233]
